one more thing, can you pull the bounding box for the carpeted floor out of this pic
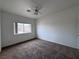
[0,39,79,59]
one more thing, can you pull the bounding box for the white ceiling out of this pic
[1,0,79,19]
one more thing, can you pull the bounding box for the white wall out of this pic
[37,6,79,49]
[78,39,79,49]
[77,9,79,49]
[0,11,1,51]
[78,38,79,49]
[1,11,36,47]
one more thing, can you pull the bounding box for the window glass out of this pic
[24,24,32,33]
[14,22,32,34]
[17,23,24,34]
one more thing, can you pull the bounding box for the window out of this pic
[14,22,32,34]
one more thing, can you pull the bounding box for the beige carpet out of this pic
[0,39,79,59]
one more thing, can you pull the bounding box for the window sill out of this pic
[14,32,32,35]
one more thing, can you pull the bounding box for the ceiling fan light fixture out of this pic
[26,7,40,15]
[34,12,38,15]
[26,0,42,15]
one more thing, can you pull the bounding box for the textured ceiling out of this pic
[1,0,79,19]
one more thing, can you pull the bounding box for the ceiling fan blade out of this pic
[27,9,31,12]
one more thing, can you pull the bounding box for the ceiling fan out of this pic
[26,7,40,15]
[26,0,42,15]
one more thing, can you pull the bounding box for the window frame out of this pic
[14,22,32,35]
